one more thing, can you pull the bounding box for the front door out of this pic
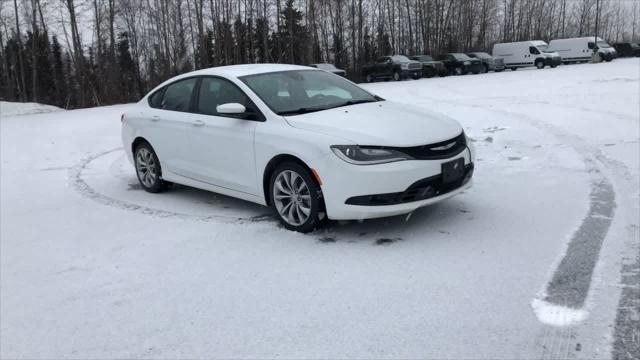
[185,76,260,195]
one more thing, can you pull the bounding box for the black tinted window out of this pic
[197,77,252,117]
[529,46,540,55]
[162,78,197,112]
[149,88,165,108]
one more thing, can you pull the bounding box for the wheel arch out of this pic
[262,154,317,206]
[132,136,151,154]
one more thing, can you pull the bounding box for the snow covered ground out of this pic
[0,101,63,117]
[1,59,638,358]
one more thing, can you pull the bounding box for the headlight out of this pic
[401,63,409,70]
[331,145,413,165]
[464,61,471,65]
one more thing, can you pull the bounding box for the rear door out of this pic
[144,77,197,175]
[184,76,261,195]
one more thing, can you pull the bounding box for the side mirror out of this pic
[216,103,246,114]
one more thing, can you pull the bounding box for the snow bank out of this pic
[531,298,589,326]
[0,101,63,118]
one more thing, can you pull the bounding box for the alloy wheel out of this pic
[273,170,312,226]
[136,147,158,188]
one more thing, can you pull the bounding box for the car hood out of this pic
[283,101,463,147]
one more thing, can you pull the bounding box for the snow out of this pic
[1,59,638,358]
[531,299,589,326]
[0,101,63,118]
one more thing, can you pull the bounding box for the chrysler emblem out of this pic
[431,141,456,151]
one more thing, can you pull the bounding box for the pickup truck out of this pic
[362,55,423,82]
[467,52,505,72]
[439,53,483,75]
[410,55,447,77]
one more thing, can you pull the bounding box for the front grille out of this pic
[345,163,474,206]
[380,132,467,160]
[408,63,422,70]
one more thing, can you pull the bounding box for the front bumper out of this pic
[312,144,475,220]
[401,69,422,78]
[545,56,562,66]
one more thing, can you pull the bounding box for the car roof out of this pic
[172,63,315,80]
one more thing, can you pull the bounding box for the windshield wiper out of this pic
[327,98,381,110]
[277,107,326,116]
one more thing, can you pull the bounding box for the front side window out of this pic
[529,46,540,55]
[196,77,253,117]
[241,70,380,116]
[161,78,197,112]
[149,88,165,108]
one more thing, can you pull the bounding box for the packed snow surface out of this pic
[1,59,638,358]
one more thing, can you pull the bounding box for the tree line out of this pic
[1,0,638,109]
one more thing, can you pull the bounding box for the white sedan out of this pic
[121,64,475,232]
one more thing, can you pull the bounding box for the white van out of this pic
[492,40,562,70]
[548,37,617,63]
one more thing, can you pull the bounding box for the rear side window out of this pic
[148,89,165,108]
[161,78,197,112]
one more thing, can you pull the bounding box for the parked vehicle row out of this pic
[316,36,625,83]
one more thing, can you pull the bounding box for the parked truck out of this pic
[409,55,448,77]
[548,37,617,63]
[438,53,483,75]
[362,55,423,82]
[492,40,561,70]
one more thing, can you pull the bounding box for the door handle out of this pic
[192,120,205,127]
[151,116,160,122]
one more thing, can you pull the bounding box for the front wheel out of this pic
[454,67,463,75]
[365,74,373,83]
[393,71,401,81]
[270,163,326,233]
[134,142,170,193]
[535,60,545,69]
[511,67,518,71]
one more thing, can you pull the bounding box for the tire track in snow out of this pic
[416,96,635,359]
[68,147,273,224]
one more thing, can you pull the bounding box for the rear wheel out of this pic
[454,67,463,75]
[482,64,489,73]
[393,71,401,81]
[134,142,170,193]
[511,67,518,71]
[270,162,326,233]
[365,74,373,83]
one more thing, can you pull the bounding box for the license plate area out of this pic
[441,158,465,184]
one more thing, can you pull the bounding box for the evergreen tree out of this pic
[117,32,137,103]
[51,35,66,107]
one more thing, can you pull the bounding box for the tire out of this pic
[134,141,170,193]
[269,162,326,233]
[365,74,373,83]
[535,60,545,69]
[454,67,463,75]
[482,64,489,73]
[511,67,518,71]
[393,71,401,81]
[495,68,504,72]
[424,68,434,78]
[550,64,557,68]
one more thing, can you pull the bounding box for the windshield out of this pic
[413,55,433,61]
[472,52,491,59]
[240,70,380,116]
[312,63,336,70]
[451,53,472,60]
[597,41,611,48]
[391,55,411,63]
